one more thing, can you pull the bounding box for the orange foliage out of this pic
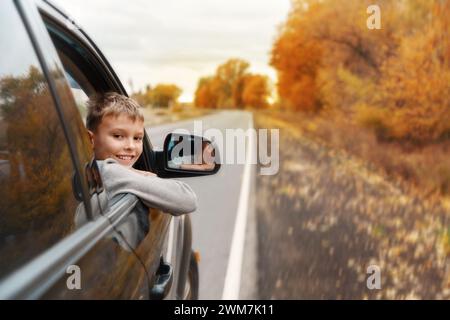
[150,84,182,108]
[194,58,270,109]
[194,77,219,108]
[241,74,270,109]
[271,5,323,111]
[131,83,182,108]
[272,0,450,144]
[378,0,450,143]
[0,66,75,235]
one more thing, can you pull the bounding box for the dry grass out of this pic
[262,109,450,202]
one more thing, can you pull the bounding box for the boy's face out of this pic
[89,114,144,167]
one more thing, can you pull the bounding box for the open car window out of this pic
[42,17,152,172]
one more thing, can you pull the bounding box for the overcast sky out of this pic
[52,0,291,102]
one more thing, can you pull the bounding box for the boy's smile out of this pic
[89,114,145,167]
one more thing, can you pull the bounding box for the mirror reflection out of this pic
[166,134,216,172]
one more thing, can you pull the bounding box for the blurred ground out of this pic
[254,111,450,299]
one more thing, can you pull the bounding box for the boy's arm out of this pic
[131,168,157,177]
[100,159,198,216]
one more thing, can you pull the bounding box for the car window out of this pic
[43,19,153,174]
[52,45,93,125]
[44,20,114,94]
[64,68,89,125]
[0,1,88,279]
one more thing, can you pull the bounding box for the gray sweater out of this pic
[97,158,198,216]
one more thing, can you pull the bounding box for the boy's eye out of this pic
[134,137,143,141]
[113,134,123,139]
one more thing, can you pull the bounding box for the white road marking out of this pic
[222,116,255,300]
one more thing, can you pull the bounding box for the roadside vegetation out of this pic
[132,0,450,200]
[268,0,450,200]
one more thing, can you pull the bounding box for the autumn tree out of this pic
[0,66,75,240]
[242,74,270,109]
[194,58,270,109]
[131,83,182,108]
[270,2,323,111]
[131,84,152,107]
[216,58,249,108]
[194,77,219,108]
[271,0,401,112]
[374,0,450,143]
[272,0,450,144]
[150,84,182,108]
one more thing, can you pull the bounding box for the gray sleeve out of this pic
[99,159,198,216]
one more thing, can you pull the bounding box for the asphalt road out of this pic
[147,110,257,299]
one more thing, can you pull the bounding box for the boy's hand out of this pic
[131,168,156,177]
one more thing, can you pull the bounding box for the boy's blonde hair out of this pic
[86,92,144,131]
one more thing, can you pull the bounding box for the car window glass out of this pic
[0,1,87,279]
[65,70,89,124]
[54,46,93,125]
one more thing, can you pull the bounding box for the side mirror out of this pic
[155,133,220,178]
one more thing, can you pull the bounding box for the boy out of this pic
[86,92,198,216]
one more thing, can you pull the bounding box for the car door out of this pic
[35,0,177,298]
[0,0,155,299]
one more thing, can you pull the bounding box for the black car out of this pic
[0,0,219,299]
